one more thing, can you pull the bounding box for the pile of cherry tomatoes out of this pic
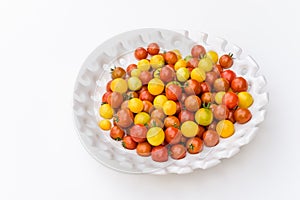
[98,42,254,162]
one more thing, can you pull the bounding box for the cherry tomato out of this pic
[186,137,203,154]
[234,108,252,124]
[180,93,188,103]
[139,70,153,85]
[111,67,126,79]
[165,127,182,144]
[213,64,223,75]
[165,84,182,101]
[121,100,129,110]
[164,116,180,128]
[147,43,160,55]
[122,135,137,150]
[219,54,233,69]
[136,142,152,157]
[151,146,168,162]
[231,77,248,92]
[107,92,123,108]
[191,45,206,58]
[200,82,211,93]
[183,79,201,95]
[227,110,236,124]
[238,92,254,108]
[110,125,125,140]
[207,121,217,130]
[187,57,199,68]
[205,71,218,86]
[196,125,206,138]
[175,101,182,115]
[142,100,154,113]
[147,117,164,128]
[216,120,235,138]
[184,95,201,112]
[195,108,213,126]
[102,91,111,103]
[139,90,154,102]
[137,85,148,95]
[160,65,176,83]
[170,144,186,160]
[125,91,138,100]
[129,124,147,143]
[150,109,165,121]
[178,110,195,123]
[203,130,219,147]
[213,78,230,92]
[106,80,112,92]
[134,47,148,60]
[164,51,178,65]
[126,64,137,75]
[213,104,229,120]
[201,92,214,104]
[222,92,239,109]
[221,70,236,84]
[181,121,199,138]
[114,108,134,128]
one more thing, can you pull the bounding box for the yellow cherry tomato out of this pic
[215,91,226,105]
[181,121,199,138]
[206,50,219,64]
[128,98,144,113]
[127,76,142,91]
[216,120,235,138]
[174,59,187,71]
[198,57,213,72]
[147,127,165,146]
[153,95,168,109]
[238,92,254,108]
[191,67,206,82]
[195,108,213,126]
[131,68,141,77]
[99,104,114,119]
[150,55,165,69]
[110,78,128,94]
[134,112,151,125]
[98,119,112,131]
[176,67,190,82]
[137,59,150,71]
[148,78,164,95]
[172,49,182,60]
[162,100,177,116]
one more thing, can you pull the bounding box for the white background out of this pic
[1,0,300,199]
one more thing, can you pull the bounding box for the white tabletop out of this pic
[1,0,300,199]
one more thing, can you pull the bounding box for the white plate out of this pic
[73,28,268,174]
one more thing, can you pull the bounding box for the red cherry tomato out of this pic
[110,126,125,140]
[139,90,154,102]
[151,146,168,162]
[106,80,112,92]
[234,108,252,124]
[126,64,137,75]
[186,137,203,154]
[164,51,178,65]
[102,91,112,103]
[219,54,233,69]
[134,47,148,60]
[222,92,239,109]
[147,43,160,55]
[221,70,236,84]
[196,125,206,138]
[231,77,248,92]
[199,82,211,93]
[165,127,182,144]
[136,142,152,156]
[183,79,201,95]
[122,135,137,150]
[165,84,182,101]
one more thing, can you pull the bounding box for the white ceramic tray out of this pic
[73,28,268,174]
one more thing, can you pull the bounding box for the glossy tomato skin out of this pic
[207,121,218,131]
[231,77,248,92]
[114,108,134,128]
[234,108,252,124]
[170,144,186,160]
[147,43,160,55]
[191,45,206,58]
[221,70,236,84]
[111,67,126,79]
[142,100,154,113]
[166,84,182,101]
[160,65,176,83]
[222,92,239,109]
[139,71,153,85]
[151,146,168,162]
[129,124,147,143]
[183,79,201,95]
[110,126,125,140]
[201,92,214,104]
[205,71,219,86]
[200,82,211,93]
[219,54,233,69]
[147,117,164,129]
[187,57,199,68]
[136,142,152,156]
[106,80,113,92]
[137,85,148,95]
[178,110,195,123]
[150,109,165,121]
[165,127,182,144]
[126,64,137,75]
[164,116,180,128]
[134,47,148,60]
[165,51,178,65]
[203,130,219,147]
[184,95,201,112]
[107,92,123,108]
[213,104,230,120]
[214,78,230,92]
[186,137,203,154]
[102,91,112,103]
[139,90,154,102]
[122,135,137,150]
[196,125,206,138]
[213,64,223,75]
[227,110,236,124]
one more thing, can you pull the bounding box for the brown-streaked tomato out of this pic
[165,127,182,144]
[165,84,182,101]
[184,95,201,112]
[170,144,186,160]
[213,104,230,120]
[183,79,201,95]
[191,45,206,58]
[203,130,219,147]
[129,124,147,143]
[151,146,168,162]
[178,110,195,123]
[213,78,230,92]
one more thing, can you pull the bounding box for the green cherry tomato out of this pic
[195,108,213,126]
